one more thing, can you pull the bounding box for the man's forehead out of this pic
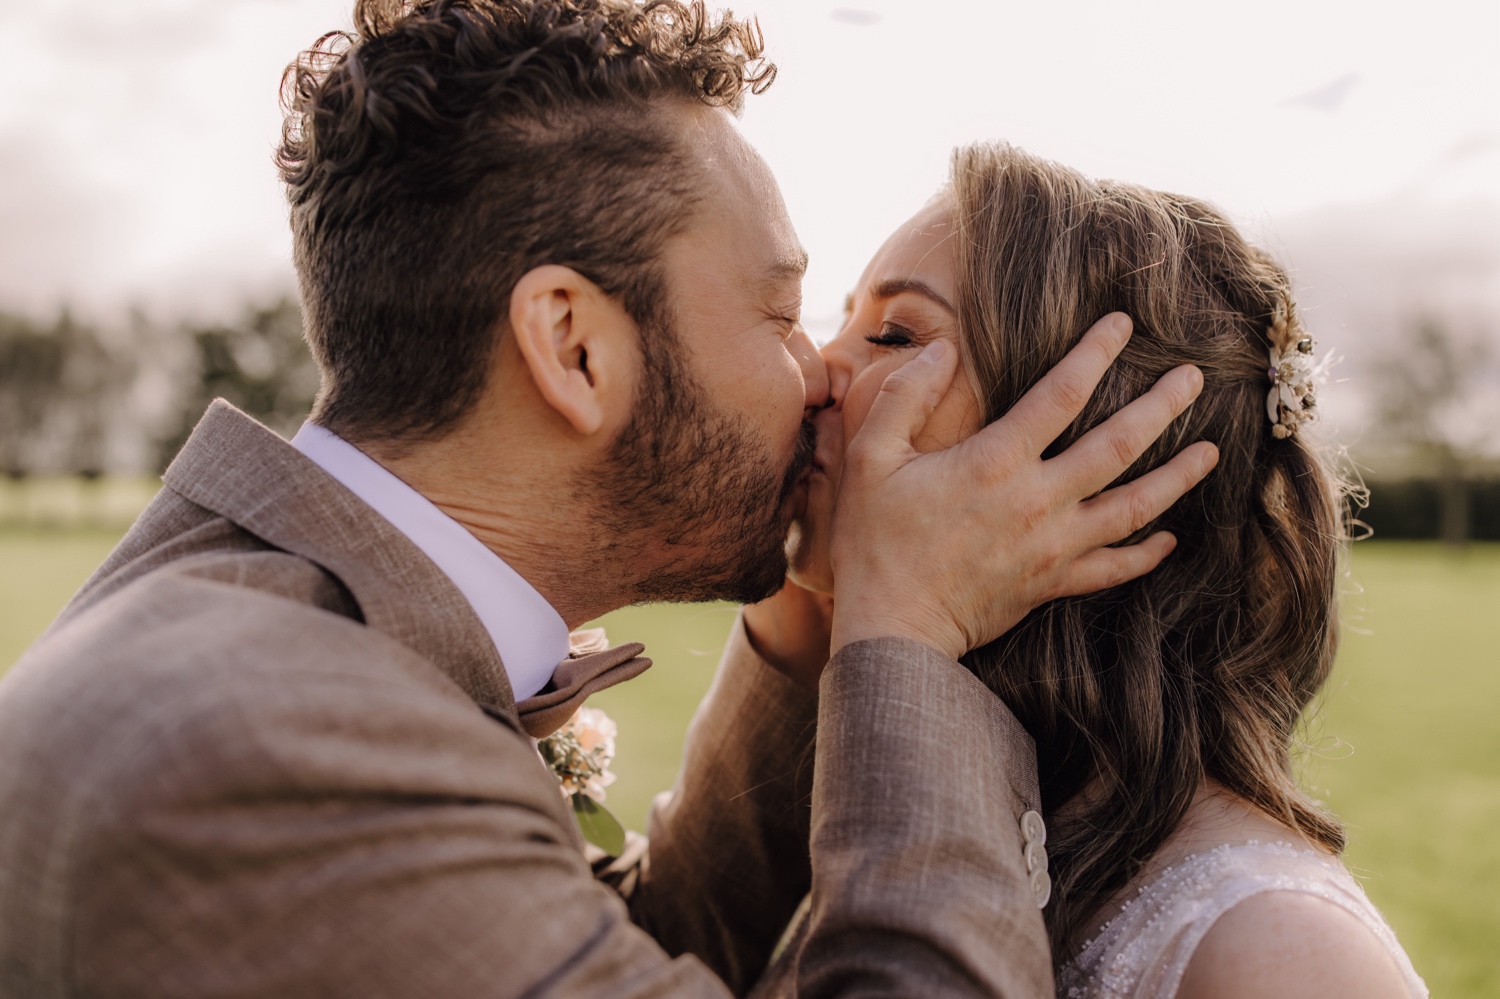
[672,107,804,289]
[678,102,759,170]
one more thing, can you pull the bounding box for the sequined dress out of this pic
[1056,841,1428,998]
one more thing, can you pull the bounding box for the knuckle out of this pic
[1050,367,1093,413]
[1015,494,1051,535]
[1086,336,1118,369]
[1039,549,1065,584]
[1108,427,1141,468]
[1103,555,1135,589]
[881,367,921,395]
[1166,382,1196,415]
[1037,552,1071,599]
[1125,491,1157,534]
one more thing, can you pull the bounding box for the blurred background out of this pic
[1,0,1496,994]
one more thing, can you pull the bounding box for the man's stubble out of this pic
[580,315,815,606]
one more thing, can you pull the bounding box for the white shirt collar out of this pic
[290,422,569,702]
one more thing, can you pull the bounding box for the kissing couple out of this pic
[0,1,1427,997]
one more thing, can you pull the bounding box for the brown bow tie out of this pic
[515,629,652,738]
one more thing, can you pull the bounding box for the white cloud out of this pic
[735,0,1500,321]
[0,0,1495,327]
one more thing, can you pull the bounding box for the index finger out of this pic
[987,312,1133,458]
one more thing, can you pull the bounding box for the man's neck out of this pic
[364,431,630,630]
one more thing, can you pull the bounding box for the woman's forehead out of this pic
[851,201,959,308]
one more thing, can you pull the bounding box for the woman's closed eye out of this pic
[864,323,920,349]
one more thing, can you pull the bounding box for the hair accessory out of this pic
[1265,302,1324,440]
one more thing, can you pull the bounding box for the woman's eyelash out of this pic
[865,324,918,348]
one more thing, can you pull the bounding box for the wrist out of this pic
[830,598,966,662]
[742,601,830,693]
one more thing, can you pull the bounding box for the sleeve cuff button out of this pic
[1030,868,1052,909]
[1025,839,1048,875]
[1020,809,1047,846]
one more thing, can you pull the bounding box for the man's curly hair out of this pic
[276,0,775,443]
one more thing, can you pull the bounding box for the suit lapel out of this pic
[162,400,520,724]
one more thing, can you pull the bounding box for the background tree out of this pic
[1367,314,1499,544]
[0,309,130,479]
[0,312,67,479]
[156,297,321,469]
[54,311,133,479]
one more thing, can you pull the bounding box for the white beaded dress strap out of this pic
[1056,841,1428,999]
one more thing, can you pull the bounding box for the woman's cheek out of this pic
[914,378,984,453]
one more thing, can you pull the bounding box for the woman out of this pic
[754,143,1427,997]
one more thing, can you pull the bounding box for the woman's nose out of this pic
[789,325,830,417]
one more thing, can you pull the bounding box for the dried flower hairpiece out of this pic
[1265,301,1326,440]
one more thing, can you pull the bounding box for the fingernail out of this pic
[1201,443,1220,471]
[919,340,949,363]
[1109,313,1133,337]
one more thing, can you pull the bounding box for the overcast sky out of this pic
[0,0,1496,329]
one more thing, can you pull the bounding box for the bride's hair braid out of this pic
[949,142,1352,958]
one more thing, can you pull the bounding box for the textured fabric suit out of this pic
[0,401,1051,998]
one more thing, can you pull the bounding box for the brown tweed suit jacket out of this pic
[0,401,1051,998]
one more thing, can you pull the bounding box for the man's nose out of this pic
[790,326,830,416]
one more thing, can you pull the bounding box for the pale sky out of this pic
[1,0,1496,330]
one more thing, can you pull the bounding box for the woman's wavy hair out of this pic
[950,143,1352,957]
[277,0,774,444]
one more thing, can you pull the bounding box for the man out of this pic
[0,2,1216,996]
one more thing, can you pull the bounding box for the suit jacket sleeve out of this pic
[613,626,1053,999]
[752,638,1054,999]
[616,614,820,994]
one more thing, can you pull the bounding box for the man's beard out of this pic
[581,319,816,606]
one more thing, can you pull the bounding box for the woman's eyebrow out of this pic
[870,277,956,314]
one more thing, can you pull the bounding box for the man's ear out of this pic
[508,265,633,437]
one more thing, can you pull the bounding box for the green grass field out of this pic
[2,524,1496,997]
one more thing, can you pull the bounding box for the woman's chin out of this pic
[787,562,833,596]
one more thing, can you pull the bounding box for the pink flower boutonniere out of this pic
[537,706,626,855]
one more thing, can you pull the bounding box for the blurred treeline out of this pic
[0,296,1497,541]
[0,297,317,480]
[1359,316,1500,543]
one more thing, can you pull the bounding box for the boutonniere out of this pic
[537,706,626,856]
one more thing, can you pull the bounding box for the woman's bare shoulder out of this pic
[1177,889,1409,999]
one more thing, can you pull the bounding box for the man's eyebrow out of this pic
[765,249,810,286]
[871,277,956,314]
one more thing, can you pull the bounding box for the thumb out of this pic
[848,340,957,470]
